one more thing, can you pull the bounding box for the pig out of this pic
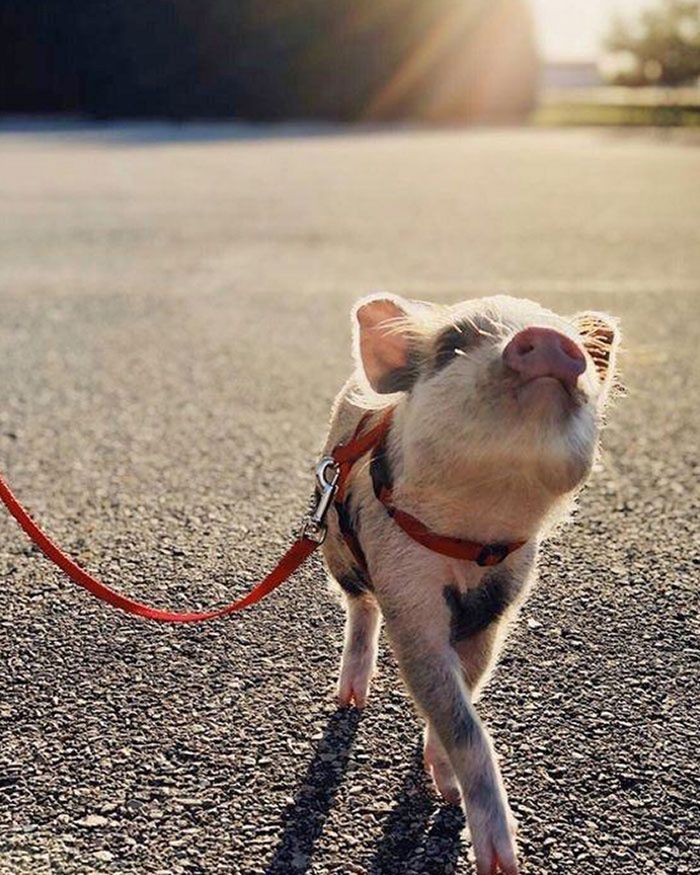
[319,293,620,875]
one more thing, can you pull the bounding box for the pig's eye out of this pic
[432,322,484,373]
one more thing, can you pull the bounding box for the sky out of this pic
[531,0,656,61]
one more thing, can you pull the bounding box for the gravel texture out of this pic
[0,123,698,875]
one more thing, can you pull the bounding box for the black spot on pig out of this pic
[467,774,498,811]
[370,440,393,501]
[335,494,356,539]
[374,343,423,394]
[443,571,519,642]
[451,701,477,746]
[335,492,370,578]
[431,320,485,374]
[338,568,373,598]
[375,363,418,394]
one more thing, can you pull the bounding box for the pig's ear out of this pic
[352,294,418,394]
[571,311,621,389]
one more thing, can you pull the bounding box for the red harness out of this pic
[0,409,524,623]
[340,410,525,569]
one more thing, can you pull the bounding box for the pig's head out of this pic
[352,294,620,528]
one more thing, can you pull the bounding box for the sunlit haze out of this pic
[532,0,656,61]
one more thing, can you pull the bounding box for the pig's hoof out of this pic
[431,770,461,806]
[468,804,519,875]
[336,660,374,708]
[423,749,461,805]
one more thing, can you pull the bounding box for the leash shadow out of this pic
[264,706,362,875]
[367,741,466,875]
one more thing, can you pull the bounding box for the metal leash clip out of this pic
[300,456,341,544]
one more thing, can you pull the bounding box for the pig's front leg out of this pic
[337,592,381,708]
[425,628,505,804]
[386,622,519,875]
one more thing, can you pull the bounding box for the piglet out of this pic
[321,294,620,875]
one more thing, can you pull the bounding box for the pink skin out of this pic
[503,326,586,393]
[423,735,461,805]
[337,678,370,709]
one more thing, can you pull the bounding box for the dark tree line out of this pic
[0,1,537,121]
[604,0,700,86]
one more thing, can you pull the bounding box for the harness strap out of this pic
[377,483,525,566]
[332,409,392,503]
[367,418,525,567]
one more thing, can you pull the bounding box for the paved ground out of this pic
[0,123,698,875]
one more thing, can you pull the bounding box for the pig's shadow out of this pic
[263,711,465,875]
[263,707,361,874]
[367,741,466,875]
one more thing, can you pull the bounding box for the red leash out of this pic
[0,413,391,623]
[0,406,523,623]
[0,471,317,622]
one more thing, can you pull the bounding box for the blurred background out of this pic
[1,0,699,126]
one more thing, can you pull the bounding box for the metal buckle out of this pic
[300,457,341,544]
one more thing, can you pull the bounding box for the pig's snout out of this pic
[503,327,586,391]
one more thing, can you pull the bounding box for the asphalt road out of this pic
[0,123,698,875]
